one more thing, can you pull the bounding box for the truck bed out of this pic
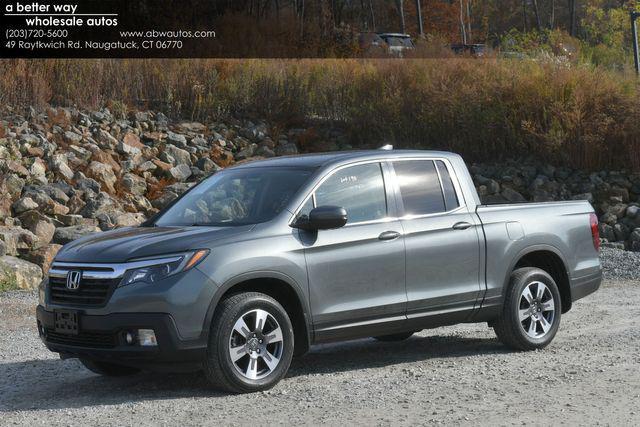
[475,200,601,313]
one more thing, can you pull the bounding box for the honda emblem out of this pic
[66,271,82,290]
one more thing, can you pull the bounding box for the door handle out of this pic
[452,222,472,230]
[378,231,401,241]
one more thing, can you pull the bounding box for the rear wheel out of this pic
[80,359,140,377]
[373,331,416,342]
[493,267,561,351]
[203,292,294,393]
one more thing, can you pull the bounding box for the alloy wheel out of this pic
[518,281,556,339]
[228,309,284,380]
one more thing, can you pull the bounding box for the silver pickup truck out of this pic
[37,150,602,393]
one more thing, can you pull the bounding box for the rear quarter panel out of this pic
[477,201,600,310]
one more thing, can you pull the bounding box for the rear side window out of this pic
[435,160,460,211]
[393,160,445,215]
[315,163,387,223]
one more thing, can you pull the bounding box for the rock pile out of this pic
[0,107,638,290]
[0,107,309,289]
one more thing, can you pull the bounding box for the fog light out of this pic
[125,332,135,345]
[137,329,157,347]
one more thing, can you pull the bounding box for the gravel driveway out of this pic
[1,249,639,426]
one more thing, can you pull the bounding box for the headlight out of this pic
[120,249,209,287]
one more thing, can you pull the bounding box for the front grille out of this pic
[45,328,117,349]
[49,276,120,307]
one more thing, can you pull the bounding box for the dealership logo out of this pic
[66,271,82,290]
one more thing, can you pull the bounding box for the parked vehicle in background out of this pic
[451,43,487,56]
[359,32,415,56]
[378,33,415,56]
[37,150,602,393]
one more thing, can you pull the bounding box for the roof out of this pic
[233,150,460,171]
[378,33,412,38]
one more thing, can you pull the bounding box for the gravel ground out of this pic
[1,249,639,426]
[600,246,640,281]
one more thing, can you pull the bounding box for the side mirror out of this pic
[293,206,348,231]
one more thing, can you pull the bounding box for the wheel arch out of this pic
[202,271,312,356]
[510,245,572,313]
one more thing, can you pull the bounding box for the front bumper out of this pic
[36,306,207,372]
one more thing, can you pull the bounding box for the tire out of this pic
[80,359,141,377]
[373,331,415,342]
[203,292,294,393]
[493,267,562,351]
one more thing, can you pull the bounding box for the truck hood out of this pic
[54,225,254,263]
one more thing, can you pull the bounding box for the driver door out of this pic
[298,162,407,341]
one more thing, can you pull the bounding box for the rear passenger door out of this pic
[390,159,482,325]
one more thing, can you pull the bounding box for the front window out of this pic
[154,167,312,227]
[314,163,387,224]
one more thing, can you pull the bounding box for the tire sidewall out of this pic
[214,295,294,392]
[508,269,562,347]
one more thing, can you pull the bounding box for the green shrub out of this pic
[0,272,18,293]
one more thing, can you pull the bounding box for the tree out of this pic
[532,0,542,30]
[569,0,577,36]
[396,0,407,33]
[416,0,424,35]
[459,0,466,42]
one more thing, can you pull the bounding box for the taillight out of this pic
[590,213,600,252]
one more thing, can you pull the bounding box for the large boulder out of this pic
[29,158,47,178]
[23,244,62,275]
[121,173,147,196]
[11,197,38,215]
[0,256,43,290]
[195,157,220,174]
[86,161,117,194]
[113,212,146,227]
[63,130,83,144]
[53,225,101,245]
[18,211,55,247]
[20,188,69,216]
[166,131,188,148]
[176,122,206,133]
[0,226,39,256]
[51,154,74,180]
[80,192,120,219]
[169,164,192,181]
[117,132,145,156]
[164,144,192,166]
[94,128,118,149]
[4,174,25,200]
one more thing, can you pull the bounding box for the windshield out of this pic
[383,36,413,47]
[154,167,313,227]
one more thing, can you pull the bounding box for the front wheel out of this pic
[203,292,294,393]
[493,267,562,351]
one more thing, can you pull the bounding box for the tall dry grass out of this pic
[1,58,639,170]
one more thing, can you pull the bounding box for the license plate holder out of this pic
[54,310,80,335]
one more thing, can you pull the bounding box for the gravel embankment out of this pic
[0,249,638,426]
